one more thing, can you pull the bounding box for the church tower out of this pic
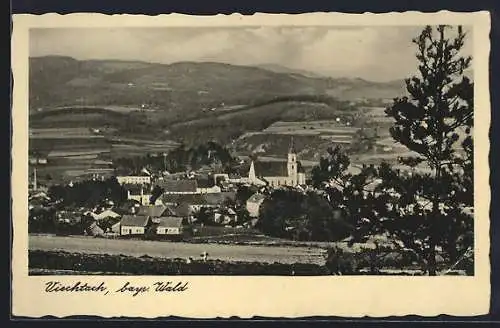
[287,137,298,185]
[249,160,257,182]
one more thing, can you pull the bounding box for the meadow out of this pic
[29,235,327,265]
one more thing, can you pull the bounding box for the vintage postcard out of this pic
[11,11,491,318]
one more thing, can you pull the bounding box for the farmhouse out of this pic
[120,215,151,236]
[247,138,306,188]
[214,208,237,225]
[92,209,121,221]
[155,217,184,236]
[196,177,222,194]
[246,193,266,218]
[158,179,198,194]
[86,222,105,237]
[125,185,163,206]
[136,204,177,217]
[160,192,237,218]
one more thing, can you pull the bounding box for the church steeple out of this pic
[288,136,296,154]
[287,137,297,181]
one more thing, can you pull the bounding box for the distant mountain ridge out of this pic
[29,56,407,111]
[255,63,327,78]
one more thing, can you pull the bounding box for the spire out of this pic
[249,160,256,180]
[288,136,296,154]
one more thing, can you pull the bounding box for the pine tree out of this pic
[382,25,473,275]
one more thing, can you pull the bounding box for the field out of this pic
[29,117,180,182]
[29,235,327,265]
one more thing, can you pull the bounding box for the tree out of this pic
[310,146,351,189]
[381,25,473,275]
[194,207,212,225]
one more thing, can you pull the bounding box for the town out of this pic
[27,24,475,276]
[29,138,344,241]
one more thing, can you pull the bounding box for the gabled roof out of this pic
[203,192,236,205]
[162,194,207,205]
[157,179,198,192]
[136,205,171,217]
[120,215,150,227]
[196,177,215,188]
[161,192,236,206]
[156,216,184,228]
[94,209,121,220]
[172,203,191,217]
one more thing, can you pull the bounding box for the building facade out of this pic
[117,175,151,185]
[247,139,306,187]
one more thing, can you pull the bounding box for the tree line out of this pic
[113,141,237,175]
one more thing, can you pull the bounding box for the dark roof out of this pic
[254,161,288,177]
[172,203,191,217]
[196,177,215,188]
[157,179,198,192]
[137,205,171,217]
[161,192,236,206]
[120,215,150,227]
[156,216,184,228]
[203,192,236,205]
[162,194,207,205]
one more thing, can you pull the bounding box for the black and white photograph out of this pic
[25,23,478,277]
[11,11,491,318]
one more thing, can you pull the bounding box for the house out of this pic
[29,157,48,165]
[214,208,237,225]
[125,185,161,205]
[92,209,121,221]
[86,222,105,236]
[161,192,237,212]
[155,217,184,236]
[111,221,121,234]
[120,215,151,236]
[246,193,266,218]
[116,175,151,185]
[196,177,222,194]
[162,193,206,207]
[169,203,191,218]
[247,138,306,188]
[136,204,177,217]
[158,179,198,194]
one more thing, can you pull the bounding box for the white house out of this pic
[155,217,184,236]
[120,215,150,235]
[158,179,198,194]
[196,178,222,194]
[117,175,151,185]
[92,209,121,221]
[246,193,266,218]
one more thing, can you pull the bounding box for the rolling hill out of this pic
[29,56,405,112]
[29,56,407,148]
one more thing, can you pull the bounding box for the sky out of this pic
[30,26,473,82]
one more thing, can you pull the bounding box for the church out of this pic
[247,138,306,188]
